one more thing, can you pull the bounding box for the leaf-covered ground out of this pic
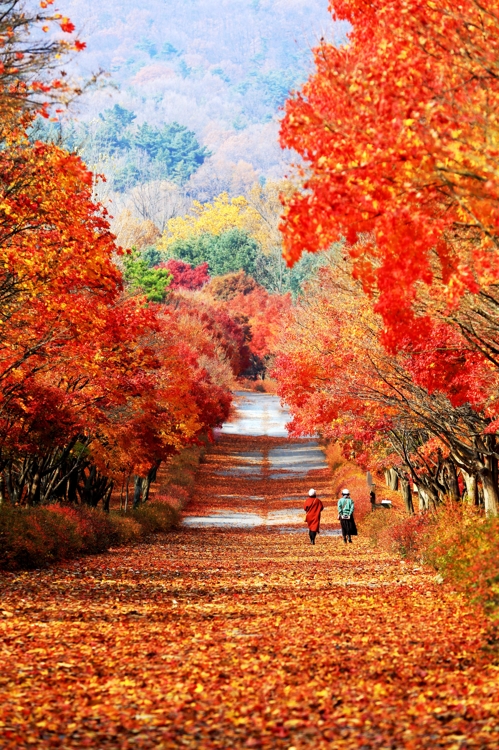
[1,432,499,749]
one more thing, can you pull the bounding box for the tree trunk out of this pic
[119,476,125,511]
[67,468,78,504]
[461,468,479,506]
[480,468,499,516]
[6,466,18,505]
[142,462,161,504]
[400,475,414,515]
[30,468,41,506]
[384,468,398,491]
[133,476,143,509]
[95,475,109,507]
[415,484,429,512]
[425,484,439,510]
[142,475,152,504]
[82,465,96,505]
[103,481,114,513]
[443,459,460,501]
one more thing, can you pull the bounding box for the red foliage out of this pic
[279,0,499,351]
[205,282,291,365]
[0,501,179,570]
[228,287,291,359]
[169,292,251,378]
[389,513,432,559]
[59,18,75,34]
[158,259,210,290]
[0,2,85,126]
[0,505,108,569]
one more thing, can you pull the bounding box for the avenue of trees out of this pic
[275,0,499,517]
[9,0,499,534]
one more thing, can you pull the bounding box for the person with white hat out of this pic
[338,488,357,544]
[304,488,324,545]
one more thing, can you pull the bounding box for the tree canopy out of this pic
[169,229,259,277]
[280,0,499,349]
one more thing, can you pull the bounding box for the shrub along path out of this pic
[1,421,499,747]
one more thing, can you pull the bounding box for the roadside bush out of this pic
[51,505,114,554]
[36,507,84,559]
[425,504,499,616]
[130,502,179,535]
[238,378,279,394]
[360,502,442,561]
[361,499,499,616]
[0,501,180,570]
[0,505,81,569]
[79,506,116,552]
[155,489,189,509]
[108,513,143,545]
[390,513,433,559]
[360,506,405,549]
[143,441,206,509]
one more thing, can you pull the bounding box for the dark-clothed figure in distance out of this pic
[370,486,376,512]
[304,488,324,545]
[338,488,358,544]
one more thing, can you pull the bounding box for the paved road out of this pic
[220,391,291,437]
[184,391,337,531]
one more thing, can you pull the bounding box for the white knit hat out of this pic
[342,488,350,496]
[308,488,316,497]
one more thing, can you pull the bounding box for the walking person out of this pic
[338,488,358,544]
[304,489,324,545]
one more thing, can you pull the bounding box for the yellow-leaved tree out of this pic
[158,193,255,253]
[158,184,290,257]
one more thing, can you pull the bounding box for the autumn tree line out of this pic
[8,0,499,537]
[274,0,499,521]
[0,0,295,517]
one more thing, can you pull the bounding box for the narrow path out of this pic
[0,394,498,748]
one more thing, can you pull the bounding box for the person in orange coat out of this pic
[304,488,324,545]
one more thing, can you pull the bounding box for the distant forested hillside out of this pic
[35,0,344,298]
[54,0,342,193]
